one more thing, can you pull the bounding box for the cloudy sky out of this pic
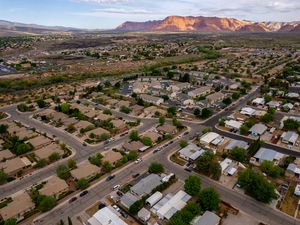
[1,0,300,29]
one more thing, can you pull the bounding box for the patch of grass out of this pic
[170,153,186,166]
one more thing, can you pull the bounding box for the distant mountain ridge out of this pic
[0,20,88,36]
[116,16,300,33]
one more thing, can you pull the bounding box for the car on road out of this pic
[184,131,189,135]
[184,167,192,172]
[153,149,159,154]
[106,174,115,181]
[69,197,77,203]
[134,158,142,164]
[132,173,140,178]
[113,184,121,190]
[82,142,87,146]
[79,190,89,197]
[108,138,115,142]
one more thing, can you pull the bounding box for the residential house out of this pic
[86,127,110,139]
[0,191,35,222]
[156,190,191,220]
[192,211,221,225]
[249,123,268,136]
[176,93,195,106]
[131,174,162,197]
[281,131,299,146]
[179,144,205,161]
[39,176,69,199]
[132,81,148,94]
[0,157,31,176]
[116,100,131,109]
[267,101,281,109]
[142,131,161,143]
[225,139,249,151]
[123,141,145,152]
[138,208,151,223]
[252,147,285,165]
[88,207,128,225]
[140,94,164,105]
[71,161,100,180]
[252,98,265,106]
[0,150,14,161]
[27,136,52,149]
[131,105,144,116]
[225,120,243,131]
[102,150,123,166]
[111,119,127,133]
[34,143,64,160]
[240,107,256,116]
[206,92,225,104]
[156,124,177,135]
[188,86,211,98]
[144,106,166,117]
[200,132,221,145]
[74,120,94,131]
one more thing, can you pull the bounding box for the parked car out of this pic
[134,158,142,164]
[69,197,77,203]
[106,174,115,181]
[113,184,121,190]
[112,204,121,212]
[82,142,87,146]
[116,191,123,197]
[120,210,128,218]
[98,202,106,209]
[132,173,140,178]
[184,167,192,172]
[79,190,89,197]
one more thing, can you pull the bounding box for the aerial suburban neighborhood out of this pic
[0,1,300,225]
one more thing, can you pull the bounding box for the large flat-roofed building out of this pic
[156,190,191,220]
[0,191,35,222]
[39,176,69,199]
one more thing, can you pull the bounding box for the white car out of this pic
[134,158,142,164]
[113,184,121,190]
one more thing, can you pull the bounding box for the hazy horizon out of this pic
[0,0,300,29]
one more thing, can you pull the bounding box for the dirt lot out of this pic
[278,183,299,217]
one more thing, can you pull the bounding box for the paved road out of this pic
[0,105,157,198]
[33,129,300,225]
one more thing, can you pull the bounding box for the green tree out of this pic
[149,162,164,174]
[222,97,232,105]
[184,176,201,196]
[68,159,77,169]
[209,161,222,180]
[240,124,250,135]
[34,159,48,168]
[180,140,188,148]
[127,151,138,160]
[0,170,8,184]
[36,99,46,108]
[48,152,60,161]
[230,147,247,162]
[264,95,272,103]
[193,108,201,117]
[129,199,144,215]
[232,92,240,100]
[120,106,131,114]
[141,137,152,146]
[260,161,284,178]
[102,161,113,173]
[129,130,139,141]
[61,103,70,114]
[198,188,220,211]
[260,113,274,123]
[76,178,89,190]
[88,153,103,166]
[0,124,8,134]
[15,143,32,155]
[4,218,17,225]
[159,116,165,125]
[56,165,71,180]
[167,106,177,116]
[38,195,57,212]
[238,169,277,203]
[201,108,213,119]
[196,151,214,175]
[283,119,300,130]
[103,109,112,115]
